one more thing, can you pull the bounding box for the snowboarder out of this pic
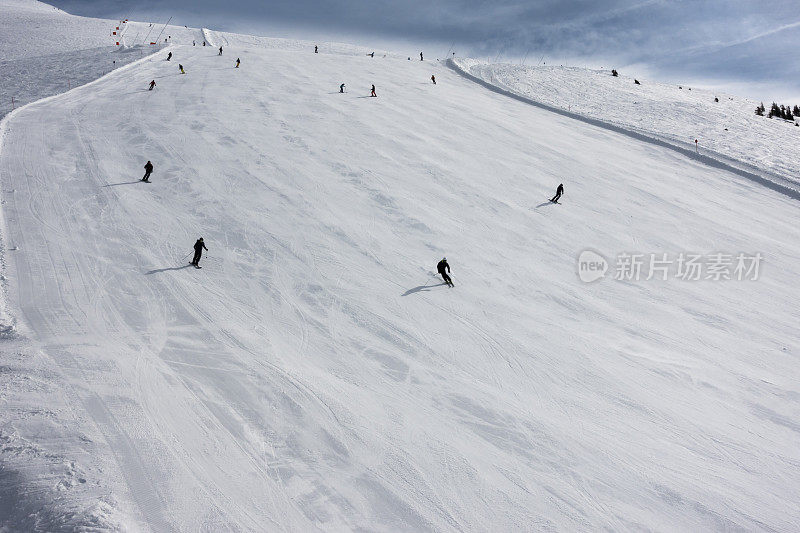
[550,183,564,203]
[339,83,345,93]
[420,52,423,61]
[431,74,436,84]
[148,80,156,90]
[191,238,207,267]
[314,45,318,53]
[167,51,172,61]
[437,258,453,287]
[235,58,240,68]
[370,84,376,97]
[142,160,153,182]
[218,46,223,56]
[179,64,185,74]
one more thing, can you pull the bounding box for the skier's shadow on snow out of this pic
[535,201,555,208]
[102,180,142,187]
[402,282,448,296]
[145,265,193,275]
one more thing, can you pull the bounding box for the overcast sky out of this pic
[46,0,800,101]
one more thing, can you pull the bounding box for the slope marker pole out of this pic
[153,16,172,47]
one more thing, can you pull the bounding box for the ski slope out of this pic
[0,0,205,118]
[1,18,800,533]
[453,59,800,191]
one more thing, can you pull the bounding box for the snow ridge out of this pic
[450,58,800,198]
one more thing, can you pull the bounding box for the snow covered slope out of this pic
[0,0,205,118]
[453,59,800,191]
[1,25,799,533]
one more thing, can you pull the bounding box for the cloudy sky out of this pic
[47,0,800,101]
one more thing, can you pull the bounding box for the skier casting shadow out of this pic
[437,257,453,287]
[142,160,153,182]
[550,183,564,203]
[191,237,208,267]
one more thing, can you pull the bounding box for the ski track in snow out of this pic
[1,3,800,532]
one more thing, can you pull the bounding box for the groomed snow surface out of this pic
[454,59,800,190]
[1,6,800,533]
[0,0,206,118]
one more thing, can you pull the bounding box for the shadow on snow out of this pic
[145,265,192,275]
[402,282,448,296]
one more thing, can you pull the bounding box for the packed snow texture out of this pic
[453,59,800,190]
[0,0,204,118]
[2,4,800,532]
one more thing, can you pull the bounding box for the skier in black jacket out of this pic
[142,160,153,182]
[167,52,172,61]
[550,183,564,203]
[191,238,207,267]
[437,258,453,286]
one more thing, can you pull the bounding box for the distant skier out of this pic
[142,160,153,182]
[148,79,156,90]
[370,84,376,97]
[367,52,374,57]
[314,45,318,53]
[550,183,564,203]
[193,40,196,46]
[420,52,423,61]
[179,64,185,74]
[218,46,223,56]
[203,41,206,46]
[166,51,172,61]
[437,257,453,287]
[339,83,345,93]
[191,238,207,267]
[235,58,240,68]
[431,74,436,84]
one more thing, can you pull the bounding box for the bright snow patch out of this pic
[1,3,799,531]
[453,59,800,190]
